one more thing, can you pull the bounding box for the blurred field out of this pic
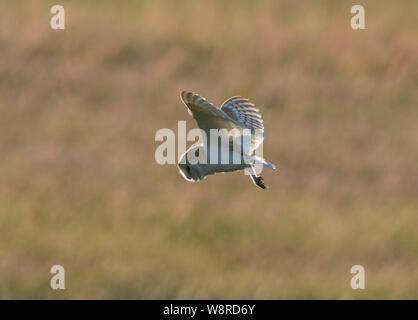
[0,0,417,299]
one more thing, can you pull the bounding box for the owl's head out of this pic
[178,162,199,181]
[178,145,206,182]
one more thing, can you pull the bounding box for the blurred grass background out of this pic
[0,0,417,299]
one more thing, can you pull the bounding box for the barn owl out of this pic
[178,91,276,189]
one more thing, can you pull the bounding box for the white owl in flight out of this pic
[178,91,276,189]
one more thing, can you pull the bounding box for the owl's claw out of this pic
[251,175,267,189]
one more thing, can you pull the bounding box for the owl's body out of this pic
[178,144,249,181]
[178,91,276,189]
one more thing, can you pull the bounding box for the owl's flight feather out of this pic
[180,91,265,155]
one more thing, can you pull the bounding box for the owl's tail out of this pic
[262,161,276,170]
[250,155,276,171]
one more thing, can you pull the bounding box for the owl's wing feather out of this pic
[220,97,264,131]
[180,91,236,136]
[220,96,264,154]
[180,91,264,155]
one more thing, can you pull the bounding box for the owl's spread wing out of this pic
[180,91,264,155]
[220,96,264,154]
[180,91,236,135]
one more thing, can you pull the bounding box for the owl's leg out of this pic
[246,166,267,189]
[251,175,267,189]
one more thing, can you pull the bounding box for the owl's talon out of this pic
[252,175,267,189]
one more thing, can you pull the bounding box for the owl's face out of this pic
[178,147,205,181]
[178,162,199,181]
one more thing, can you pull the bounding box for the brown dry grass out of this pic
[0,0,417,298]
